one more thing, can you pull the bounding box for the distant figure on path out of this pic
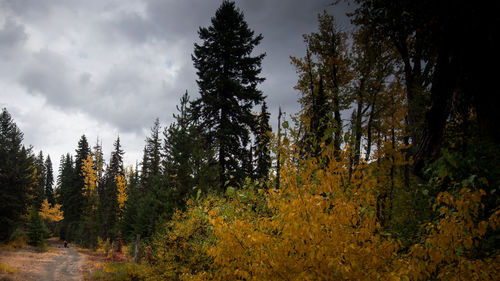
[64,240,68,248]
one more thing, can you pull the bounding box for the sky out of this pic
[0,0,353,172]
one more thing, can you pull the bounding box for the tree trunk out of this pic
[275,107,282,189]
[413,35,458,175]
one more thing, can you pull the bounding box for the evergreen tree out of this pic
[141,119,162,185]
[92,138,105,182]
[163,92,218,207]
[0,108,34,240]
[32,151,46,209]
[26,207,49,246]
[192,0,265,190]
[164,93,195,204]
[61,135,90,241]
[57,153,74,240]
[44,155,55,206]
[120,165,140,240]
[100,136,124,240]
[254,102,272,181]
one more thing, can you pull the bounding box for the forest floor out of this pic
[0,238,87,281]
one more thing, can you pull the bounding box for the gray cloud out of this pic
[19,49,75,105]
[0,0,353,168]
[0,17,27,48]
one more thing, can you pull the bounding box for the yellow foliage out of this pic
[151,199,215,280]
[0,262,18,274]
[398,188,500,280]
[116,174,127,212]
[148,127,498,280]
[82,155,98,196]
[39,199,63,223]
[97,237,111,256]
[207,149,399,280]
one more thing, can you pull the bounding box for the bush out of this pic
[87,263,146,281]
[97,237,111,256]
[27,208,49,247]
[7,227,28,249]
[148,197,217,280]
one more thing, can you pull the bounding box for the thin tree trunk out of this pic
[275,107,282,189]
[365,96,377,162]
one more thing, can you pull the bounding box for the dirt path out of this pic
[0,239,86,281]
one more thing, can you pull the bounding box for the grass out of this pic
[81,245,145,281]
[84,262,146,281]
[0,263,18,274]
[0,237,27,251]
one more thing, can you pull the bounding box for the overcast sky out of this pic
[0,0,353,171]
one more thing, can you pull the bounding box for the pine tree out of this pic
[120,165,140,240]
[61,135,90,242]
[92,138,105,183]
[32,151,46,210]
[192,0,265,190]
[100,136,124,240]
[44,155,55,206]
[141,119,162,185]
[56,154,74,240]
[254,102,272,181]
[0,108,34,240]
[163,92,218,206]
[164,93,196,203]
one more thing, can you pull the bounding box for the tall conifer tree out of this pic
[254,102,272,181]
[64,135,90,241]
[100,136,124,240]
[57,153,74,240]
[33,151,46,209]
[44,155,55,206]
[0,108,34,240]
[141,119,162,185]
[192,0,265,190]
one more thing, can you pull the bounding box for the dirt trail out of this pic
[0,238,86,281]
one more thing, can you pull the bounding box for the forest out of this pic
[0,1,499,280]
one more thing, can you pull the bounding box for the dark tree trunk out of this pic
[413,31,459,175]
[275,107,282,189]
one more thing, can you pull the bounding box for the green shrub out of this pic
[7,227,28,249]
[27,208,49,247]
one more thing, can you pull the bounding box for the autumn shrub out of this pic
[398,188,500,280]
[146,197,217,280]
[7,227,28,249]
[97,237,111,256]
[145,141,498,280]
[206,149,400,280]
[87,262,146,281]
[395,140,500,280]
